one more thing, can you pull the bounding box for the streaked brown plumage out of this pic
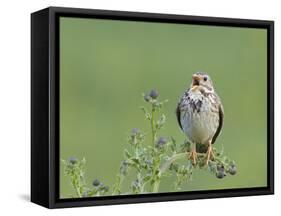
[176,72,224,165]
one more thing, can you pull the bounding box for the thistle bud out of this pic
[92,179,101,187]
[149,89,159,99]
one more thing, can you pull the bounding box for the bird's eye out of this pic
[203,76,208,81]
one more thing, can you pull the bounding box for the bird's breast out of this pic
[180,92,219,144]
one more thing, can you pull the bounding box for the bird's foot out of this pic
[188,150,197,165]
[205,144,215,165]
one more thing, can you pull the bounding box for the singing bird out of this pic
[176,72,224,165]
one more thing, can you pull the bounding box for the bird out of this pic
[176,72,224,165]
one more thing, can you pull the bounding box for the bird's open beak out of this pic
[192,75,200,86]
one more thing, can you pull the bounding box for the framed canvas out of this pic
[31,6,274,208]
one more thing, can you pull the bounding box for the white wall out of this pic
[0,0,279,214]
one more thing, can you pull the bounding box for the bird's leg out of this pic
[206,140,215,165]
[188,142,197,165]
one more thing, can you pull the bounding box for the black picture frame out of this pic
[31,6,274,209]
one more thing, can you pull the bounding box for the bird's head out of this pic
[190,72,214,92]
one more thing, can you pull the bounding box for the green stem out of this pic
[71,178,82,197]
[151,106,156,145]
[152,179,160,193]
[150,103,160,192]
[112,174,123,195]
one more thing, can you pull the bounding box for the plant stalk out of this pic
[152,179,160,193]
[151,106,156,145]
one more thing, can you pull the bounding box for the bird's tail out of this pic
[196,144,208,153]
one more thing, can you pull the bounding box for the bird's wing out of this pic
[176,89,190,131]
[212,97,224,144]
[176,102,183,131]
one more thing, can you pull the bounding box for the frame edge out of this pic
[31,8,52,208]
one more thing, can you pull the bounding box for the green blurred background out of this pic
[59,17,267,198]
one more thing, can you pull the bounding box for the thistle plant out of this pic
[62,89,237,197]
[61,157,109,198]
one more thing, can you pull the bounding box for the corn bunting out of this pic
[176,72,224,165]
